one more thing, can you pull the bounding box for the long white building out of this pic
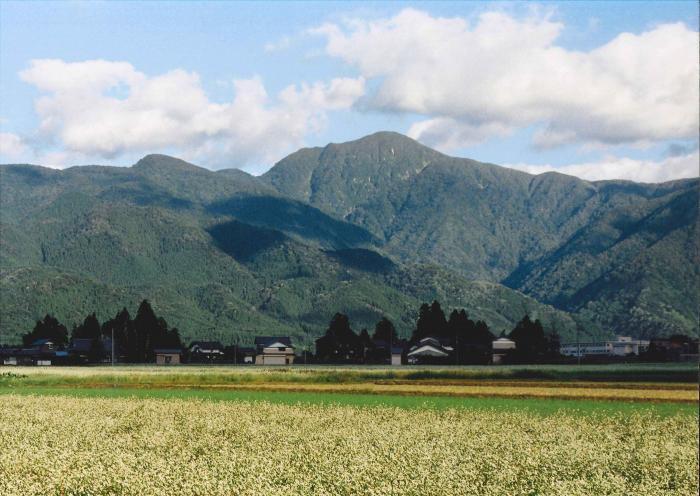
[560,336,649,358]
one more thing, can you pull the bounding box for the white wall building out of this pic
[492,337,516,364]
[560,336,649,358]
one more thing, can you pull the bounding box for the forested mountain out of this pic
[0,155,581,345]
[1,132,697,343]
[262,132,699,338]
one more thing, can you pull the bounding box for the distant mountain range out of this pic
[1,132,697,345]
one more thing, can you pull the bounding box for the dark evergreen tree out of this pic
[165,327,184,349]
[100,303,182,363]
[429,300,448,338]
[315,313,362,363]
[22,314,68,347]
[102,307,136,362]
[373,317,398,343]
[72,313,101,340]
[411,301,448,342]
[152,317,171,349]
[447,310,493,364]
[133,300,159,362]
[508,315,548,363]
[70,313,104,362]
[473,320,494,347]
[546,330,561,358]
[358,328,373,363]
[369,317,398,364]
[412,303,431,342]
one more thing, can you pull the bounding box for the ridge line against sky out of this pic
[0,1,698,182]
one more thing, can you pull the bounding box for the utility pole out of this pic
[576,325,581,366]
[111,327,115,366]
[455,328,459,366]
[388,328,392,365]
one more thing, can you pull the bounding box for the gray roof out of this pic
[70,338,94,352]
[189,341,224,350]
[254,336,293,347]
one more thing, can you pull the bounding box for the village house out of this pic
[154,348,182,365]
[407,337,452,364]
[254,336,295,365]
[188,341,225,363]
[369,339,405,365]
[0,339,71,366]
[492,337,516,364]
[647,336,699,362]
[239,347,256,364]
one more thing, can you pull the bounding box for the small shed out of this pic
[391,346,403,366]
[154,348,182,365]
[239,347,256,364]
[492,337,516,364]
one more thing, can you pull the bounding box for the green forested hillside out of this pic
[0,155,584,345]
[262,132,699,337]
[1,133,697,343]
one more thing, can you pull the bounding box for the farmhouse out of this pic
[238,347,256,364]
[407,337,452,364]
[188,341,225,363]
[491,337,516,364]
[254,336,295,365]
[153,348,181,364]
[31,339,56,354]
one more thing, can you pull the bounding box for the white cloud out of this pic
[18,59,365,171]
[264,36,291,52]
[313,9,699,151]
[505,152,699,183]
[0,132,27,160]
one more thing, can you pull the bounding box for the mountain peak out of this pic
[325,131,436,154]
[133,154,205,173]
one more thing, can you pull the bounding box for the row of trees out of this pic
[315,314,399,364]
[315,300,561,364]
[20,299,560,364]
[22,300,183,362]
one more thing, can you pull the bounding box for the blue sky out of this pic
[0,1,697,181]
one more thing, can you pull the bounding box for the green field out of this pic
[2,385,697,417]
[2,362,697,386]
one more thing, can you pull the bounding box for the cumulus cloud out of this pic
[505,152,699,183]
[313,9,699,151]
[0,132,28,160]
[19,59,365,171]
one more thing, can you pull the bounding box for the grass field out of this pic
[1,364,697,495]
[2,363,697,403]
[2,362,697,384]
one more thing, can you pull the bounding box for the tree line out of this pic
[19,298,560,364]
[315,300,561,364]
[22,300,183,362]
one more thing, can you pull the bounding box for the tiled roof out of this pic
[254,336,293,347]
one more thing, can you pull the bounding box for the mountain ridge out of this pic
[1,131,697,341]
